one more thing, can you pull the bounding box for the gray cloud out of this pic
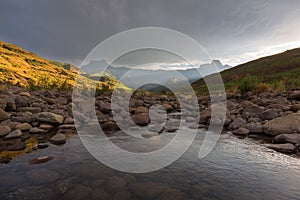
[0,0,299,66]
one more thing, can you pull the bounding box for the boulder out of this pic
[265,143,297,154]
[243,104,263,116]
[29,127,47,134]
[17,107,42,114]
[0,109,10,121]
[36,112,64,124]
[243,122,263,133]
[263,113,300,135]
[99,102,111,114]
[5,99,16,111]
[50,134,66,145]
[273,134,300,144]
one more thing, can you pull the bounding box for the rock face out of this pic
[263,113,300,135]
[265,143,297,154]
[273,134,300,144]
[36,112,64,124]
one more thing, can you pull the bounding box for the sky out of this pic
[0,0,300,68]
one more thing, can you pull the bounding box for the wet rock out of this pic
[273,134,300,144]
[0,109,10,121]
[15,123,32,131]
[5,129,22,139]
[260,109,278,120]
[50,133,66,145]
[106,176,127,193]
[265,143,297,154]
[229,117,245,130]
[38,143,49,149]
[36,112,64,124]
[129,182,169,200]
[29,156,54,164]
[0,125,11,137]
[263,113,300,135]
[233,127,250,136]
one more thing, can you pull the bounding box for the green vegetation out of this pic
[192,48,300,94]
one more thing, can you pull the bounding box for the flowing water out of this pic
[1,110,300,200]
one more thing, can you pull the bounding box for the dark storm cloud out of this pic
[0,0,299,66]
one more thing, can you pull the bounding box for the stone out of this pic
[0,125,11,137]
[64,117,74,124]
[229,117,245,130]
[36,112,64,124]
[15,123,32,131]
[17,107,42,114]
[0,99,7,110]
[263,113,300,135]
[19,92,31,97]
[265,143,297,154]
[273,134,300,144]
[29,127,47,134]
[101,121,120,133]
[38,143,49,149]
[29,156,54,164]
[0,119,19,129]
[260,109,278,120]
[99,102,111,114]
[233,127,250,136]
[135,106,148,114]
[242,122,263,133]
[7,141,26,151]
[5,129,22,139]
[243,104,263,116]
[142,131,158,138]
[0,109,10,121]
[290,91,300,100]
[106,176,127,193]
[131,113,150,126]
[39,124,55,130]
[5,99,16,111]
[50,133,66,145]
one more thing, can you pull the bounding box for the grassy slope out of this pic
[192,48,300,94]
[0,40,128,92]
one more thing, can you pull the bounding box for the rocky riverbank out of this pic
[1,86,300,163]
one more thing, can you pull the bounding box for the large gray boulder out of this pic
[36,112,64,124]
[263,113,300,135]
